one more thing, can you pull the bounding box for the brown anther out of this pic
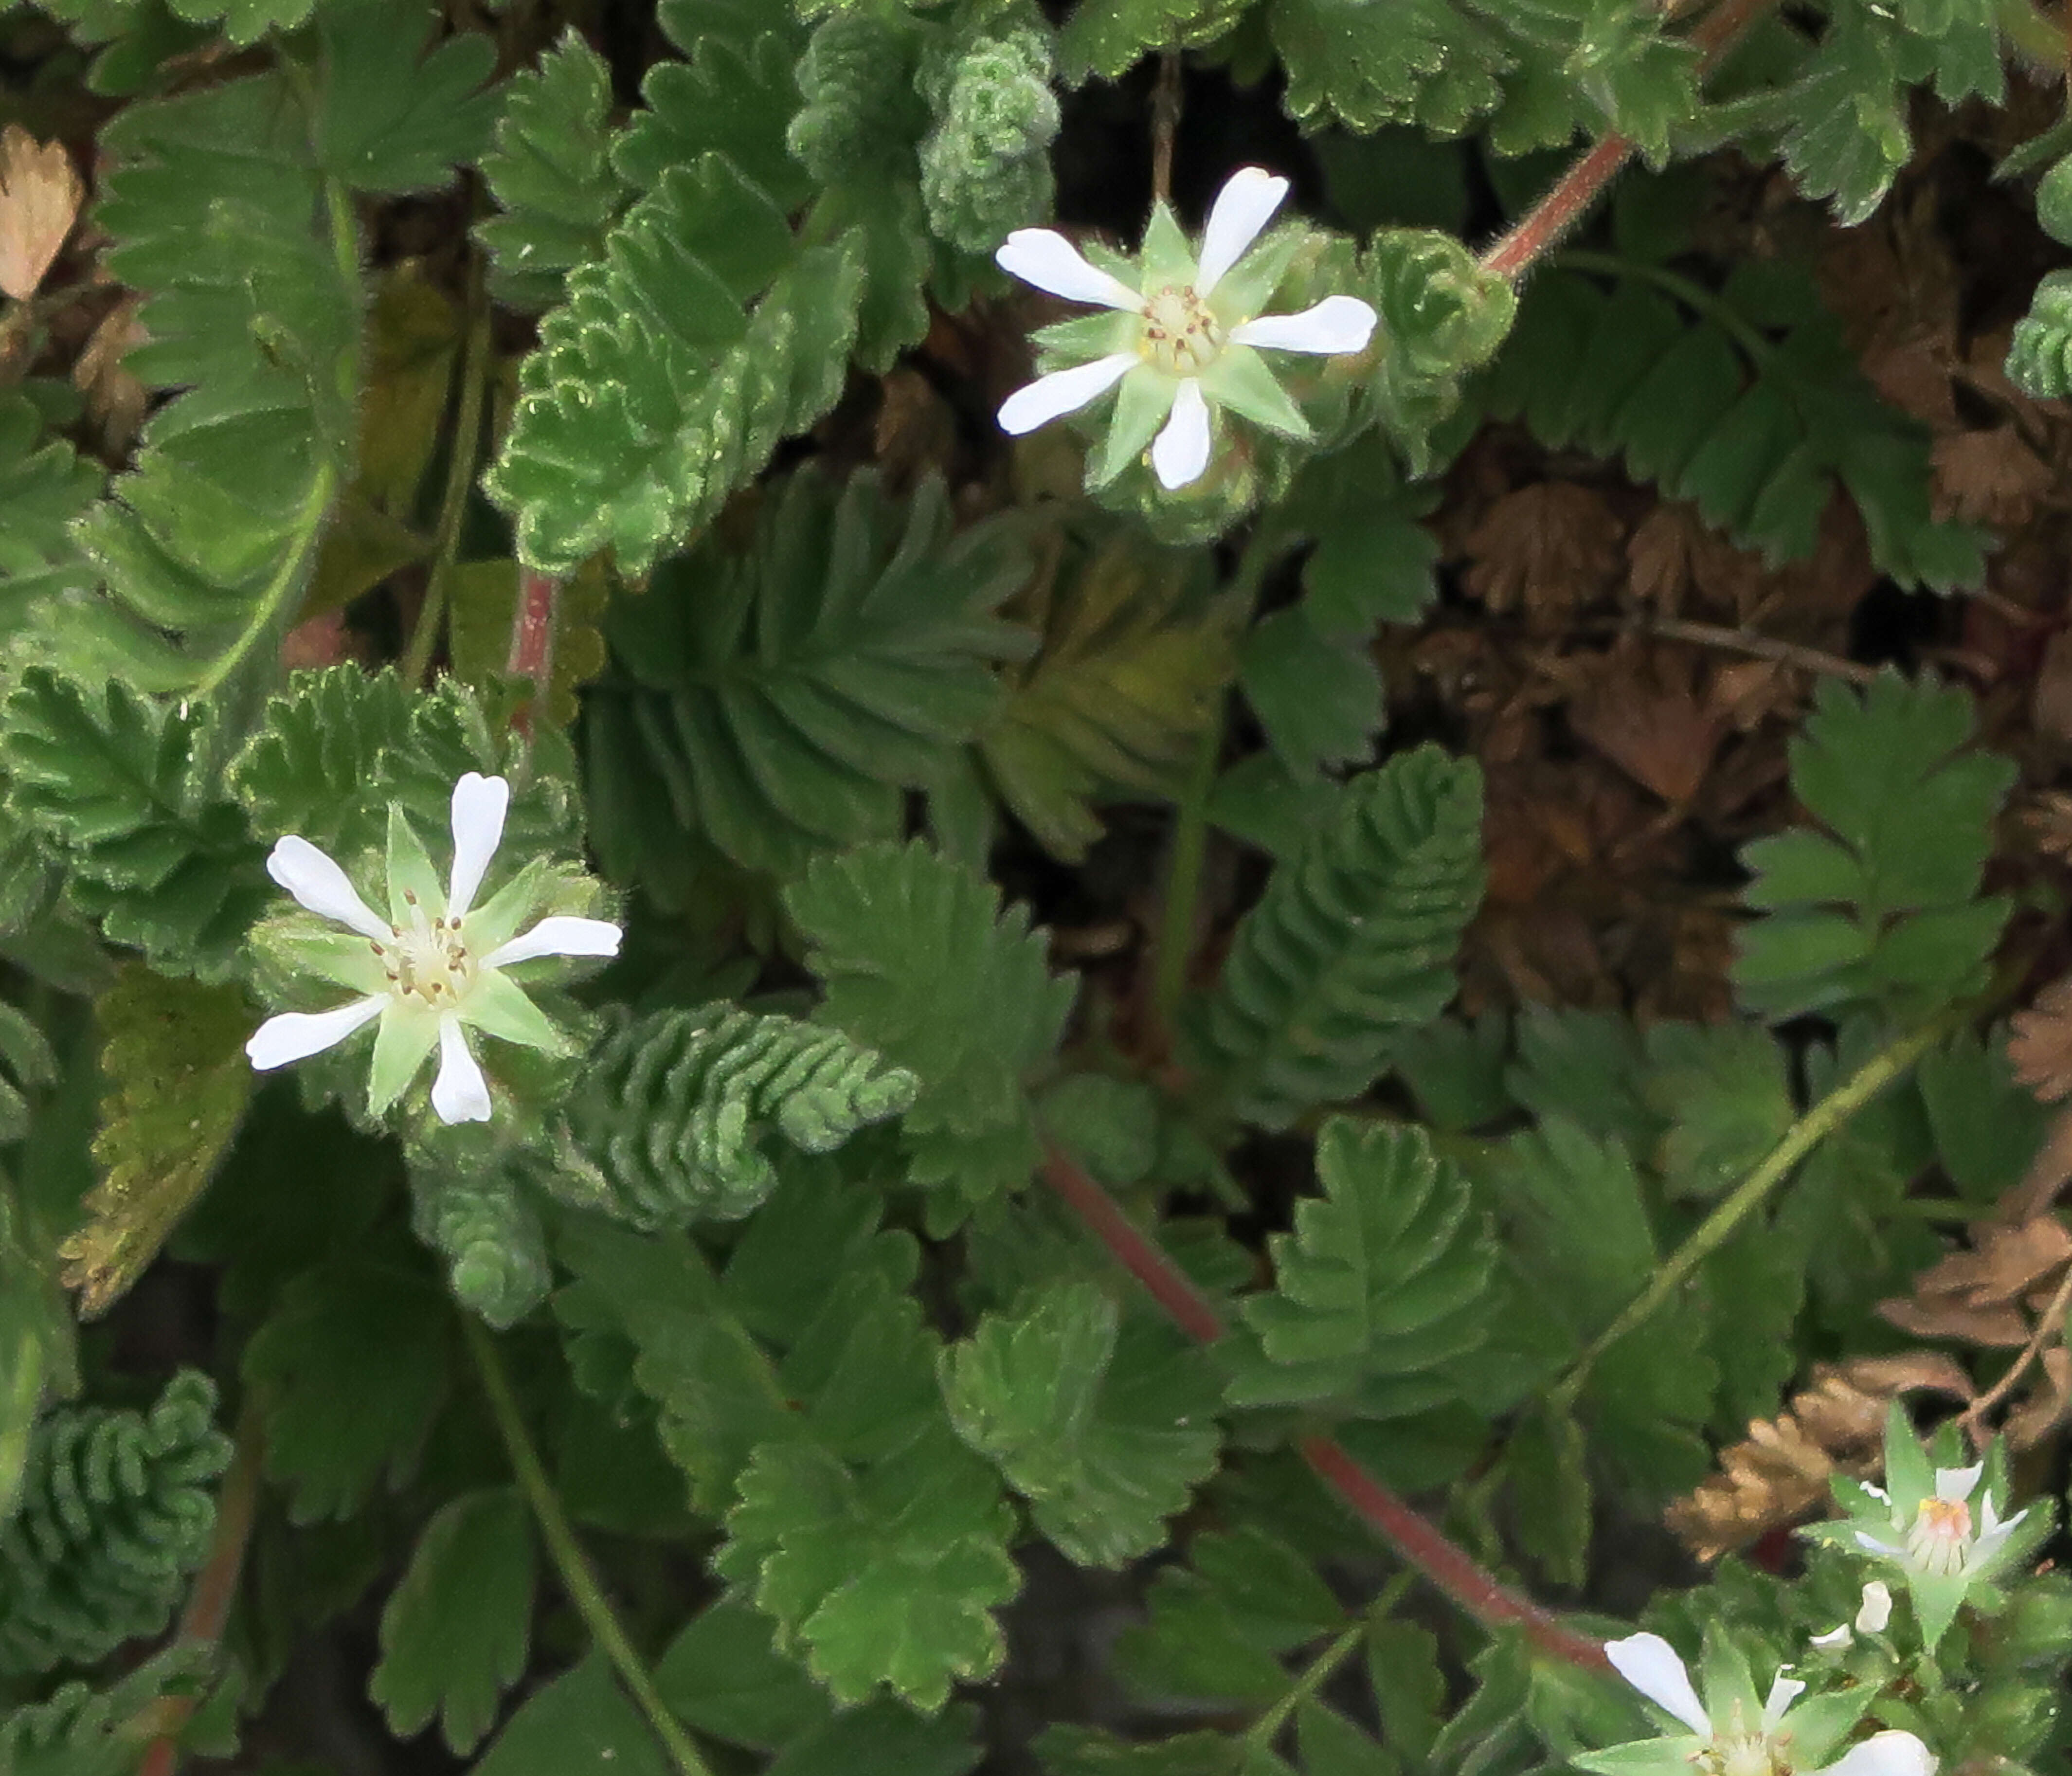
[403,888,418,905]
[370,941,385,955]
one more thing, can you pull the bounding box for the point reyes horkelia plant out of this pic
[245,772,620,1125]
[994,165,1377,489]
[1582,1632,1934,1776]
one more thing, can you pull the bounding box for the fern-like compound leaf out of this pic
[786,840,1076,1214]
[1189,746,1485,1132]
[942,1281,1222,1569]
[1483,263,1985,590]
[487,159,864,574]
[0,1371,230,1675]
[61,964,252,1318]
[0,1646,211,1776]
[535,1002,918,1231]
[0,396,101,617]
[589,469,1032,884]
[2007,270,2072,399]
[408,1160,553,1328]
[1735,674,2015,1022]
[1227,1120,1496,1415]
[1,668,270,981]
[476,29,630,312]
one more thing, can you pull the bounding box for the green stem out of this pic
[1549,1003,1969,1415]
[1244,1573,1411,1753]
[402,259,493,687]
[1552,249,1776,368]
[192,463,337,699]
[1151,521,1289,1039]
[463,1318,715,1776]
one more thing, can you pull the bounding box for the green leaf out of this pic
[1059,0,1252,79]
[716,1425,1019,1710]
[82,56,365,689]
[477,30,631,311]
[59,964,252,1317]
[1230,1119,1495,1414]
[471,1653,667,1776]
[654,1596,834,1752]
[1640,1021,1792,1201]
[943,1280,1222,1568]
[229,665,416,862]
[1189,746,1485,1130]
[370,1487,536,1754]
[244,1245,452,1521]
[1735,674,2014,1020]
[313,0,498,193]
[1240,608,1384,775]
[1917,1032,2050,1202]
[589,469,1032,882]
[980,527,1235,863]
[486,158,863,574]
[2,669,270,979]
[0,396,102,616]
[766,1700,984,1776]
[536,1003,918,1230]
[1116,1525,1342,1707]
[1482,264,1985,589]
[786,839,1075,1211]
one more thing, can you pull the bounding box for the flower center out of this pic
[372,891,475,1011]
[1907,1496,1974,1575]
[1706,1729,1788,1776]
[1138,284,1222,375]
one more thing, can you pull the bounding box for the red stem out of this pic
[1036,1142,1607,1669]
[507,569,560,734]
[137,1399,267,1776]
[1477,0,1777,281]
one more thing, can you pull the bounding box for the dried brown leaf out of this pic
[1569,643,1725,806]
[0,126,83,303]
[1667,1356,1973,1561]
[1934,425,2052,529]
[2003,1343,2072,1451]
[1462,482,1622,620]
[72,296,146,454]
[2010,978,2072,1104]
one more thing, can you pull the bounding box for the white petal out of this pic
[998,354,1136,435]
[431,1015,493,1124]
[1604,1634,1711,1738]
[446,772,509,920]
[1150,378,1211,489]
[1821,1732,1935,1776]
[268,836,391,942]
[1196,166,1289,296]
[1230,294,1378,356]
[1933,1464,1982,1502]
[1859,1483,1891,1504]
[1763,1673,1805,1731]
[1855,1581,1893,1634]
[1856,1531,1904,1557]
[1809,1626,1853,1650]
[245,997,386,1070]
[481,915,623,970]
[996,229,1140,309]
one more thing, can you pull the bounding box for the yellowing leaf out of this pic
[0,126,83,303]
[982,530,1235,861]
[60,965,252,1317]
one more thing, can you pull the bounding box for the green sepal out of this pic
[1573,1737,1703,1776]
[1881,1400,1932,1512]
[1200,345,1312,440]
[369,1005,439,1115]
[265,922,390,995]
[1090,368,1177,489]
[458,970,573,1057]
[1207,225,1304,323]
[1033,310,1139,362]
[386,803,446,924]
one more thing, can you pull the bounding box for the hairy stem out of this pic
[402,254,493,687]
[464,1318,715,1776]
[1036,1142,1607,1669]
[1151,523,1287,1045]
[1478,0,1778,281]
[507,569,561,733]
[136,1394,268,1776]
[1550,1004,1969,1414]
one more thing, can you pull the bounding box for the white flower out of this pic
[995,165,1377,489]
[1855,1580,1893,1633]
[1853,1465,2026,1579]
[1588,1634,1933,1776]
[245,773,620,1124]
